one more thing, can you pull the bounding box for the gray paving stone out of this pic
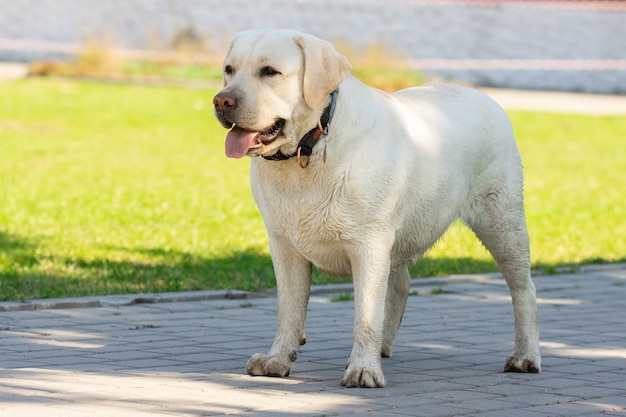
[526,376,594,390]
[477,409,561,417]
[596,376,626,389]
[473,382,550,396]
[500,392,582,407]
[369,393,445,408]
[0,266,625,416]
[531,401,617,416]
[385,403,470,417]
[553,385,625,400]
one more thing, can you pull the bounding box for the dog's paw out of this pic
[341,363,386,388]
[246,353,292,377]
[504,352,541,373]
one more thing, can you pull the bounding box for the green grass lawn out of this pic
[1,78,624,301]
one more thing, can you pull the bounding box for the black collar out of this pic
[262,89,339,168]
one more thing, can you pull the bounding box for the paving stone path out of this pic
[1,266,625,416]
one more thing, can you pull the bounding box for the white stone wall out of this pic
[1,0,625,93]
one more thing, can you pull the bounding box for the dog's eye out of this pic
[260,66,281,77]
[224,65,234,75]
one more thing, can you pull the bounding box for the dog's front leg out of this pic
[341,247,390,388]
[247,237,311,378]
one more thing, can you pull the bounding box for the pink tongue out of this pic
[225,126,258,159]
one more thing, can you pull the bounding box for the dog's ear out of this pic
[294,34,351,109]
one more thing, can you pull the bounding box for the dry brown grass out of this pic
[334,40,424,91]
[28,32,424,91]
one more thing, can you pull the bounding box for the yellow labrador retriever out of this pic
[213,29,541,388]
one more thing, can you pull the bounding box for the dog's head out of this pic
[213,29,351,159]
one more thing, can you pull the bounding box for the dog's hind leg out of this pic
[381,265,410,358]
[463,191,541,373]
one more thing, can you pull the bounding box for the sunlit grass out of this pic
[0,78,624,301]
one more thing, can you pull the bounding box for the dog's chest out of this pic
[252,164,355,274]
[265,186,349,242]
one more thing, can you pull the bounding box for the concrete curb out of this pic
[2,263,623,312]
[0,289,253,312]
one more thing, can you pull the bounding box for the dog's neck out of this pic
[261,89,339,168]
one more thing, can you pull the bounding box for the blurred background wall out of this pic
[0,0,624,93]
